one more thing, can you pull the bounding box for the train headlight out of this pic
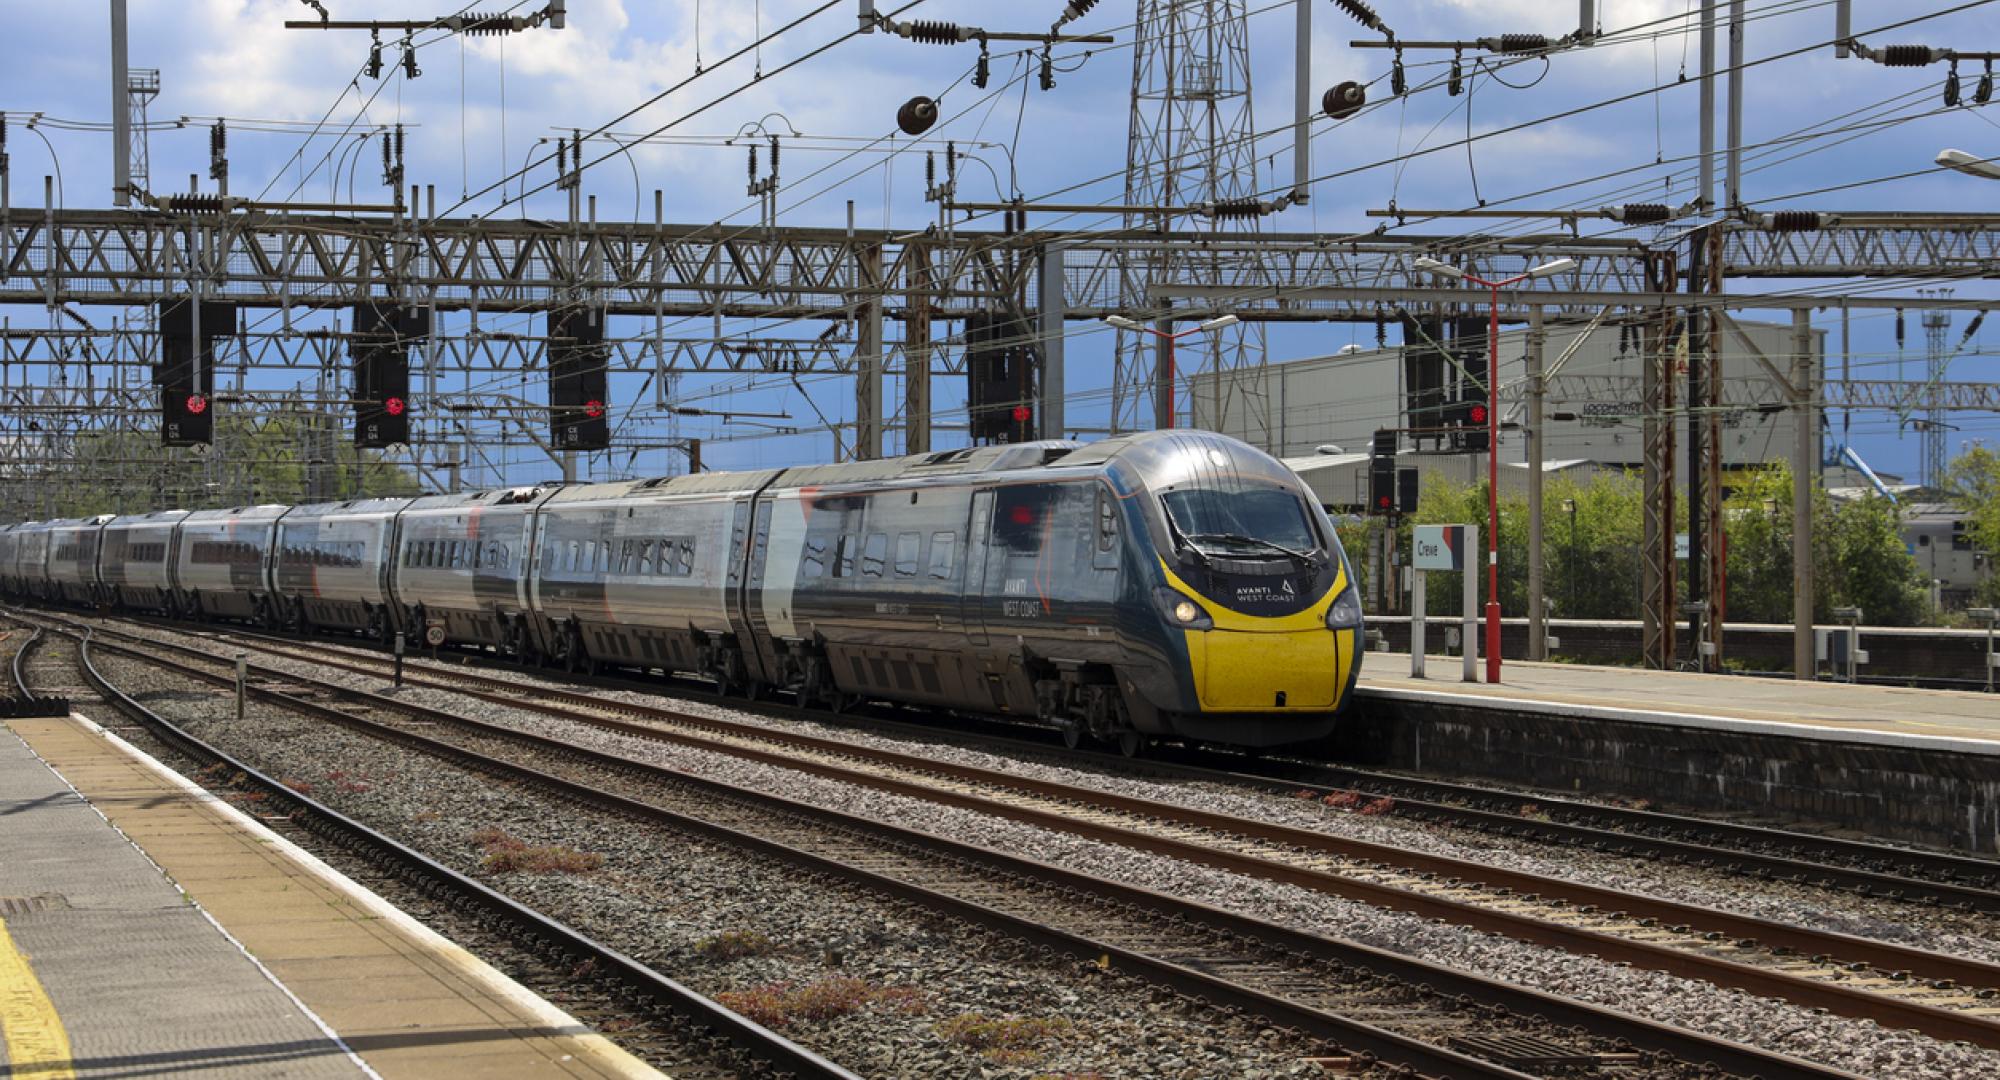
[1153,586,1214,630]
[1326,586,1364,630]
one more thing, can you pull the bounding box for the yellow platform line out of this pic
[0,914,74,1080]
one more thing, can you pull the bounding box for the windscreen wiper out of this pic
[1186,532,1314,562]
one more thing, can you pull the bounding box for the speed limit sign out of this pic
[425,623,447,648]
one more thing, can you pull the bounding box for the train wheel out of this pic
[1116,730,1145,758]
[1060,717,1085,751]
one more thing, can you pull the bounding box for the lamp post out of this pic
[1937,148,2000,181]
[1105,313,1242,429]
[1412,255,1577,683]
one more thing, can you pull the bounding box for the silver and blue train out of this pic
[0,430,1363,750]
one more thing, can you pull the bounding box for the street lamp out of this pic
[1937,148,2000,182]
[1103,313,1242,429]
[1414,255,1576,683]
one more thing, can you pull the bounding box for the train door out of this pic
[961,490,993,646]
[741,499,779,685]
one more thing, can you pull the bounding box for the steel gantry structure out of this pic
[2,204,1998,674]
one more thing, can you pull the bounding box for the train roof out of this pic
[402,485,559,513]
[43,514,117,529]
[282,496,416,519]
[104,509,191,527]
[180,504,293,524]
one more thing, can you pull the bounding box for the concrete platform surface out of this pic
[1360,653,2000,751]
[0,714,665,1079]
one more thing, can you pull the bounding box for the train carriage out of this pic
[0,522,38,599]
[272,497,414,639]
[45,515,114,606]
[391,486,555,655]
[173,505,291,622]
[529,470,779,679]
[100,509,189,613]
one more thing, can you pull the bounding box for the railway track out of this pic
[6,607,1854,1080]
[166,611,2000,916]
[1,614,858,1080]
[64,611,2000,1055]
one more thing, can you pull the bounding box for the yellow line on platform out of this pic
[0,914,74,1080]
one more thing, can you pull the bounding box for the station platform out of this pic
[0,712,662,1079]
[1359,653,2000,752]
[1337,654,2000,855]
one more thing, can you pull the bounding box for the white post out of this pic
[1462,525,1480,684]
[1411,570,1426,679]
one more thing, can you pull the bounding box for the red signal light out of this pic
[1378,495,1391,509]
[584,399,606,419]
[185,393,209,415]
[1009,505,1036,526]
[1468,404,1488,424]
[1011,405,1031,423]
[384,396,406,417]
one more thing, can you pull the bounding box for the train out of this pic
[0,430,1363,752]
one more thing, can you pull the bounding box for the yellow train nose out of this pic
[1188,627,1341,709]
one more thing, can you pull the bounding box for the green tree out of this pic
[1724,462,1929,626]
[1942,447,2000,605]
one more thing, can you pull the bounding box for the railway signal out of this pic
[157,298,239,447]
[352,303,427,449]
[549,309,610,451]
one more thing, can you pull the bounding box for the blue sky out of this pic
[3,0,1997,486]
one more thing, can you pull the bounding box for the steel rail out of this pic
[56,615,1858,1080]
[204,619,2000,911]
[103,618,2000,1051]
[36,623,861,1080]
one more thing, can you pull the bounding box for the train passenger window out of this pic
[802,537,827,578]
[678,538,697,575]
[1096,490,1120,553]
[894,533,921,577]
[566,540,581,574]
[834,535,856,578]
[598,541,612,574]
[862,534,888,578]
[929,533,956,579]
[635,540,654,575]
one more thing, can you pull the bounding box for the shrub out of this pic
[697,930,776,961]
[471,826,604,875]
[936,1013,1073,1065]
[716,977,919,1029]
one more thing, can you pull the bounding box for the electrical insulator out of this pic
[747,144,757,184]
[1895,309,1905,349]
[946,140,957,183]
[1979,61,1994,104]
[1449,50,1463,96]
[903,20,965,45]
[1374,308,1387,347]
[1039,50,1055,91]
[459,12,518,34]
[1945,61,1962,107]
[1615,203,1671,224]
[381,133,393,180]
[897,96,939,136]
[1961,310,1986,344]
[163,194,228,214]
[769,135,779,178]
[1493,34,1549,54]
[1055,0,1099,26]
[394,123,406,164]
[1766,210,1822,232]
[1879,44,1937,67]
[366,29,383,79]
[1391,49,1408,96]
[1332,0,1386,33]
[402,42,421,80]
[973,46,991,89]
[1208,197,1265,220]
[1322,81,1366,120]
[925,151,936,187]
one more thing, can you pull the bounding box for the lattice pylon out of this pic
[1112,0,1273,444]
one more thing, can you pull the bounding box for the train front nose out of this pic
[1189,623,1343,709]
